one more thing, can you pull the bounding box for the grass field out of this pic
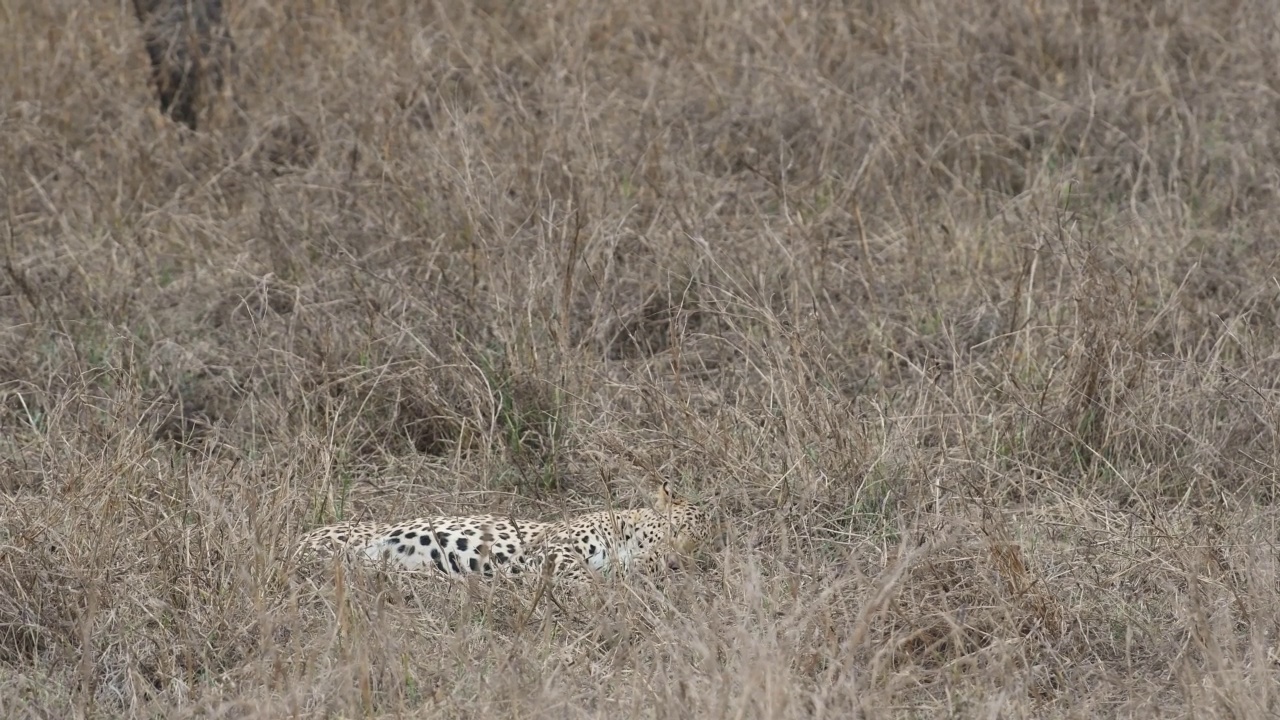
[3,0,1280,717]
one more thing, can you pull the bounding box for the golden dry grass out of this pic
[3,0,1280,717]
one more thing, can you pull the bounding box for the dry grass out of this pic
[2,0,1280,716]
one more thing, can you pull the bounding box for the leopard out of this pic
[294,481,710,588]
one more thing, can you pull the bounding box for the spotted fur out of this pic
[295,482,709,586]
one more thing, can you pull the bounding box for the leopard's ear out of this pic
[654,480,675,511]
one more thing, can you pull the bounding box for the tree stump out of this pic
[132,0,234,130]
